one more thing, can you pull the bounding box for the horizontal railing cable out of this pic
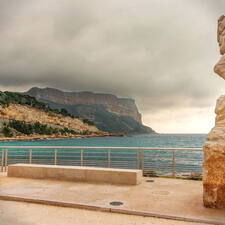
[0,146,203,177]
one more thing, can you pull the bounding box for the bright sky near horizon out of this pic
[0,0,224,133]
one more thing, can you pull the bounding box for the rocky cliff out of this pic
[203,15,225,208]
[26,87,155,134]
[27,87,142,123]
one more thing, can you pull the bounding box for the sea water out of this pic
[0,133,206,148]
[0,134,206,175]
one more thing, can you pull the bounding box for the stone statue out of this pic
[214,15,225,79]
[217,15,225,55]
[203,15,225,208]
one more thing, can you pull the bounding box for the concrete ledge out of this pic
[0,195,223,225]
[7,164,142,185]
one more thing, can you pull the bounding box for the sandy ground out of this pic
[0,200,209,225]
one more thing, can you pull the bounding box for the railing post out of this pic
[136,151,139,169]
[108,150,111,168]
[80,149,83,166]
[138,149,144,172]
[141,149,144,172]
[54,150,57,165]
[5,149,8,171]
[1,150,4,172]
[29,149,32,164]
[172,150,176,177]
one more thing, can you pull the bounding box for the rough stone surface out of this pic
[214,55,225,79]
[217,15,225,55]
[203,96,225,208]
[203,15,225,208]
[214,15,225,79]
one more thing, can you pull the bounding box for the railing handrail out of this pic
[0,146,202,151]
[0,146,203,176]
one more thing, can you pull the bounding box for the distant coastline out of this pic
[0,133,123,142]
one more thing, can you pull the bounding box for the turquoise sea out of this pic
[0,134,206,175]
[0,133,206,148]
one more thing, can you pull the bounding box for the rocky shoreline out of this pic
[0,132,123,142]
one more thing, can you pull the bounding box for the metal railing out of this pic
[0,146,203,178]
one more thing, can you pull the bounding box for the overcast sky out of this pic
[0,0,224,133]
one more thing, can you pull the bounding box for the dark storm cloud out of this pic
[0,0,224,115]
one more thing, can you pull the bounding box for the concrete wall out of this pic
[8,164,142,185]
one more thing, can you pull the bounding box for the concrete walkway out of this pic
[0,200,207,225]
[0,173,225,224]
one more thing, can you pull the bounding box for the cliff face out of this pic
[203,15,225,208]
[27,87,142,123]
[26,87,155,134]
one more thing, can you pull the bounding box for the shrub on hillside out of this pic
[1,126,13,137]
[4,120,80,136]
[82,118,95,126]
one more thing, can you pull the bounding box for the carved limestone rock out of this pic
[203,16,225,208]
